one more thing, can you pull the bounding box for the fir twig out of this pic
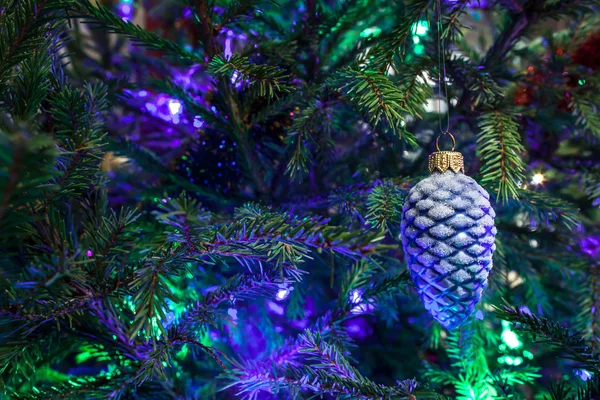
[495,304,600,373]
[327,66,418,145]
[477,110,526,203]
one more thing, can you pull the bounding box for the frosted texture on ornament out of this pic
[401,171,496,330]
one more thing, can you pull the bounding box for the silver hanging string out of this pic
[436,0,451,135]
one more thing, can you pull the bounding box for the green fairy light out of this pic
[523,350,534,359]
[513,356,523,366]
[501,321,521,349]
[411,20,429,36]
[414,44,425,55]
[176,344,189,359]
[578,79,586,85]
[360,27,382,38]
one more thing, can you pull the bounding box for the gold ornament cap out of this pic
[428,132,465,174]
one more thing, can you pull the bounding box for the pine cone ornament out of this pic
[401,147,496,330]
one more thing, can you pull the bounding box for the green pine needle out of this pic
[327,66,418,146]
[208,53,292,99]
[477,110,526,203]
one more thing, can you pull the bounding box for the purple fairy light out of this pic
[580,235,600,258]
[193,116,204,128]
[344,316,374,341]
[118,0,134,21]
[575,369,593,381]
[275,288,290,301]
[167,99,182,116]
[275,283,294,301]
[266,300,284,316]
[86,250,93,257]
[349,289,375,314]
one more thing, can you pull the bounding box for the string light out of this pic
[275,288,290,301]
[411,20,429,36]
[168,99,182,116]
[531,173,544,185]
[118,0,134,21]
[349,289,375,314]
[501,321,521,349]
[575,369,593,381]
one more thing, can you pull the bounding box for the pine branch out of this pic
[361,271,412,301]
[284,98,330,181]
[228,331,437,399]
[84,206,140,278]
[203,272,287,308]
[366,0,430,72]
[298,330,360,380]
[365,181,404,230]
[494,304,600,373]
[327,66,418,146]
[43,81,109,204]
[449,58,504,107]
[477,110,526,203]
[128,248,186,340]
[501,188,580,230]
[338,260,378,308]
[441,0,471,40]
[208,53,292,99]
[11,41,52,122]
[74,0,203,63]
[0,0,69,91]
[395,59,433,118]
[576,268,600,352]
[164,204,385,280]
[154,193,211,253]
[0,127,58,239]
[135,326,226,385]
[570,97,600,139]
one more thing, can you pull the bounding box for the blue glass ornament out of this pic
[401,147,496,330]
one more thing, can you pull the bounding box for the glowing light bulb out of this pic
[531,173,544,185]
[501,328,521,349]
[275,288,290,301]
[168,99,182,115]
[411,20,429,36]
[513,356,523,366]
[577,369,593,381]
[350,289,362,304]
[193,116,204,128]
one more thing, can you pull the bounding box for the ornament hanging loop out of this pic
[435,131,456,152]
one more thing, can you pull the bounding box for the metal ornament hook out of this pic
[435,131,456,152]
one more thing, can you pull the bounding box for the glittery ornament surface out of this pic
[401,171,496,330]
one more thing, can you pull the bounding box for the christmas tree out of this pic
[1,0,599,398]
